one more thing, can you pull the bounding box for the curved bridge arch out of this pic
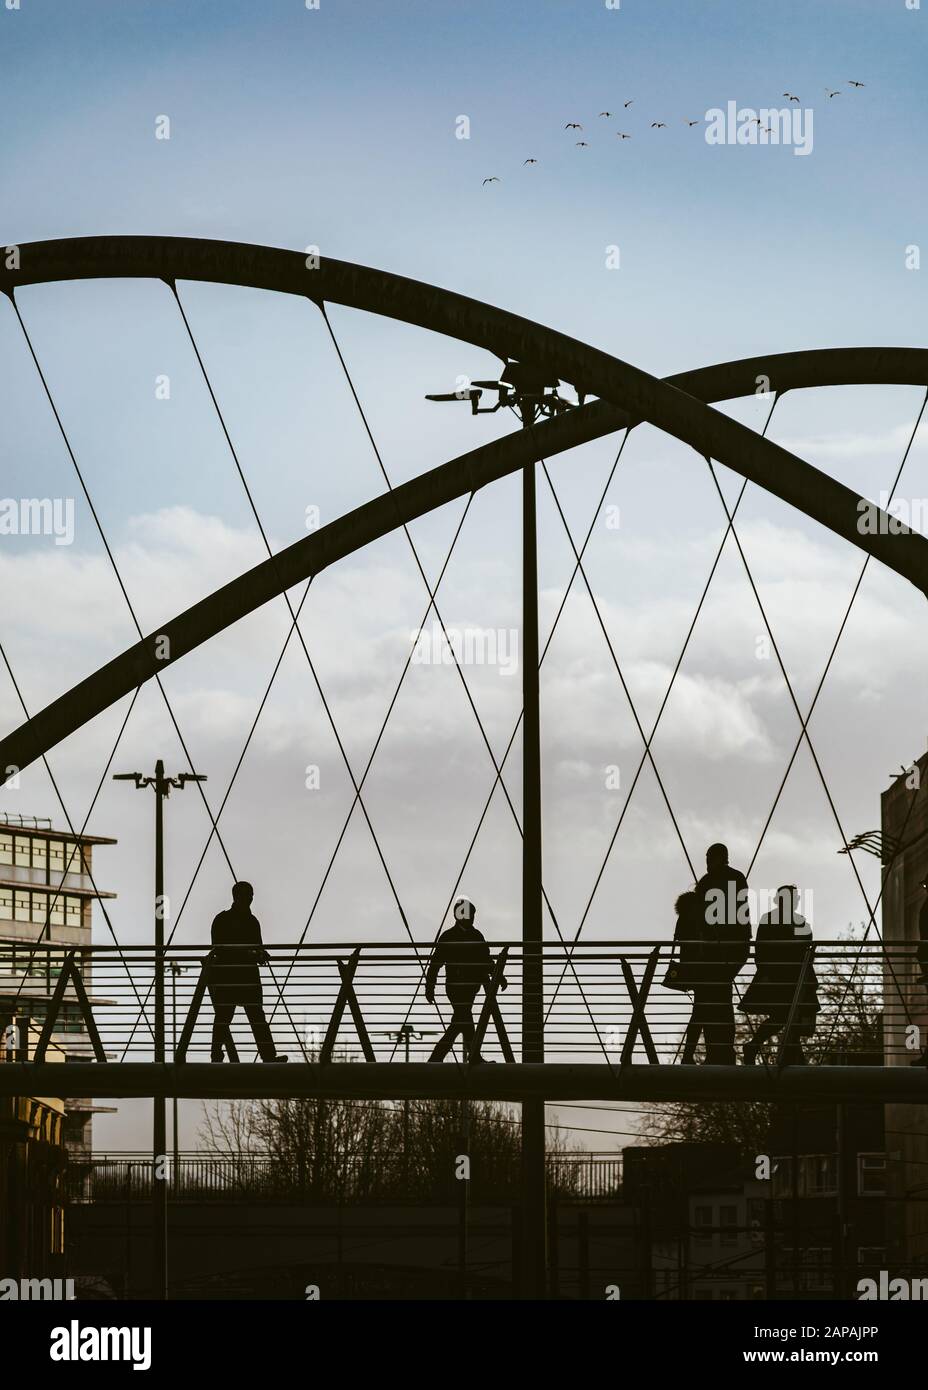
[1,236,927,774]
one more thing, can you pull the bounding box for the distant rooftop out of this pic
[0,815,116,845]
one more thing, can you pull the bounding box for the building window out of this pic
[58,1004,85,1034]
[14,835,31,867]
[771,1157,792,1197]
[782,1246,833,1291]
[719,1204,738,1246]
[802,1154,837,1197]
[857,1247,886,1270]
[747,1198,765,1246]
[0,886,13,921]
[32,838,47,872]
[775,1154,837,1197]
[13,888,31,922]
[64,842,84,876]
[858,1153,887,1197]
[64,896,82,927]
[30,890,50,924]
[0,832,12,866]
[803,1247,833,1292]
[49,893,65,925]
[694,1205,713,1243]
[48,839,64,873]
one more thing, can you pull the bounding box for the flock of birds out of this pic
[481,80,867,184]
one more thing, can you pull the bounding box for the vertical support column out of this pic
[153,759,168,1300]
[835,1101,846,1299]
[520,417,547,1298]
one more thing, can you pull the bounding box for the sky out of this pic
[0,0,926,1148]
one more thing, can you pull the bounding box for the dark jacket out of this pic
[696,866,751,978]
[740,910,819,1032]
[668,894,709,989]
[426,923,493,999]
[206,906,268,1007]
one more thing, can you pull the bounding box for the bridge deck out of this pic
[4,1061,926,1103]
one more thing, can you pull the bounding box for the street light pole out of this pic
[426,363,580,1300]
[516,381,546,1302]
[379,1024,433,1187]
[169,960,184,1195]
[113,760,207,1300]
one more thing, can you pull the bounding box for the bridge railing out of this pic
[0,938,920,1067]
[68,1149,624,1204]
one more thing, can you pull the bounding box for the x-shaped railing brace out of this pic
[32,950,106,1063]
[470,947,516,1064]
[618,947,661,1067]
[320,948,376,1064]
[777,943,816,1071]
[175,963,239,1063]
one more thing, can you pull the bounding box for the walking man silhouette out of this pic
[425,897,506,1063]
[206,881,288,1063]
[693,843,751,1064]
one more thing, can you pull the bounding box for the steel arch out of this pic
[3,237,926,578]
[1,237,927,776]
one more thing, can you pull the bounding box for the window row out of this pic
[0,942,64,977]
[1,938,89,980]
[0,832,87,874]
[771,1152,886,1198]
[0,886,84,927]
[1,1000,87,1034]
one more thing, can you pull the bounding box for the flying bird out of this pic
[683,119,700,126]
[623,99,634,108]
[564,122,583,129]
[651,121,667,128]
[783,93,800,102]
[523,158,538,165]
[825,88,841,98]
[848,80,865,88]
[598,111,613,118]
[616,131,632,139]
[575,140,590,147]
[482,177,500,186]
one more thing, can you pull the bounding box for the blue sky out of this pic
[1,0,926,1144]
[3,0,925,360]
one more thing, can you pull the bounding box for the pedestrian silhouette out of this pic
[661,889,711,1064]
[740,885,818,1065]
[692,842,752,1064]
[206,881,288,1063]
[425,897,506,1063]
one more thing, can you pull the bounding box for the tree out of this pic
[199,1085,585,1202]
